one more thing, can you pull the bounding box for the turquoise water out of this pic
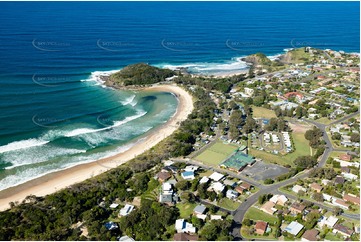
[0,1,359,190]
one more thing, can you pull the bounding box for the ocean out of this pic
[0,1,359,191]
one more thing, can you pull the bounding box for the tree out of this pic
[200,223,218,240]
[253,96,265,107]
[333,207,343,216]
[294,156,317,168]
[312,192,324,202]
[277,119,286,132]
[175,180,190,191]
[243,219,253,226]
[243,117,257,134]
[274,106,282,117]
[264,178,274,184]
[351,133,360,142]
[332,132,341,140]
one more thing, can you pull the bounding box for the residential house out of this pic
[343,193,360,205]
[309,183,323,193]
[284,221,304,236]
[173,233,199,241]
[292,185,306,194]
[333,224,354,238]
[290,202,306,214]
[332,199,349,210]
[118,236,135,241]
[181,171,195,180]
[239,182,252,191]
[104,222,118,231]
[339,154,352,161]
[334,176,345,185]
[159,183,177,204]
[209,182,225,194]
[175,219,196,234]
[255,221,268,235]
[302,229,319,241]
[193,204,207,215]
[223,179,237,187]
[199,176,209,184]
[157,171,171,183]
[210,215,222,220]
[209,172,224,182]
[318,216,338,228]
[226,190,239,200]
[342,172,358,181]
[269,194,288,206]
[119,204,134,217]
[260,201,277,215]
[184,165,199,172]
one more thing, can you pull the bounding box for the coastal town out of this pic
[0,47,359,241]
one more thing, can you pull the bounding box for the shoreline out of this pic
[0,84,194,211]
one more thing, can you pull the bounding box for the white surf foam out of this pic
[158,57,248,76]
[0,139,50,154]
[65,110,147,138]
[120,94,136,106]
[80,69,119,86]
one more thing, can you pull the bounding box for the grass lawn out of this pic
[314,117,334,125]
[244,207,278,224]
[252,106,277,119]
[324,232,343,241]
[176,203,197,219]
[241,226,276,240]
[194,140,239,166]
[249,131,311,167]
[217,198,241,211]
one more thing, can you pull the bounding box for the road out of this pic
[229,115,360,240]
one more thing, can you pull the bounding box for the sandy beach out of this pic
[0,84,193,211]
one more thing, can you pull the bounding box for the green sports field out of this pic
[194,141,239,166]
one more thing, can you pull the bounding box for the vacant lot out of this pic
[252,106,277,119]
[244,207,278,224]
[194,141,239,166]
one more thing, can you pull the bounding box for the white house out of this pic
[175,219,196,233]
[292,185,306,194]
[209,172,224,182]
[284,221,304,236]
[226,190,239,200]
[209,182,225,194]
[119,204,134,217]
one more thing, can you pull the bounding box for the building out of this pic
[157,171,171,182]
[343,193,360,205]
[226,189,239,200]
[220,152,255,172]
[301,229,319,241]
[333,224,354,238]
[209,182,225,194]
[309,183,323,193]
[159,182,177,204]
[223,179,237,187]
[209,172,224,181]
[199,176,209,184]
[339,154,352,161]
[175,219,196,234]
[104,222,118,231]
[318,216,338,228]
[193,204,207,215]
[260,201,277,215]
[184,165,199,172]
[173,233,199,241]
[292,185,306,194]
[239,182,252,190]
[255,221,268,235]
[334,176,345,185]
[118,236,135,241]
[290,202,306,214]
[210,215,222,220]
[244,87,254,97]
[269,194,288,206]
[332,199,349,210]
[181,171,195,180]
[119,204,134,217]
[284,221,304,236]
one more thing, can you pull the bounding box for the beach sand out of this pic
[0,84,194,211]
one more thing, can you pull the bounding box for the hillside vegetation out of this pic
[107,63,176,87]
